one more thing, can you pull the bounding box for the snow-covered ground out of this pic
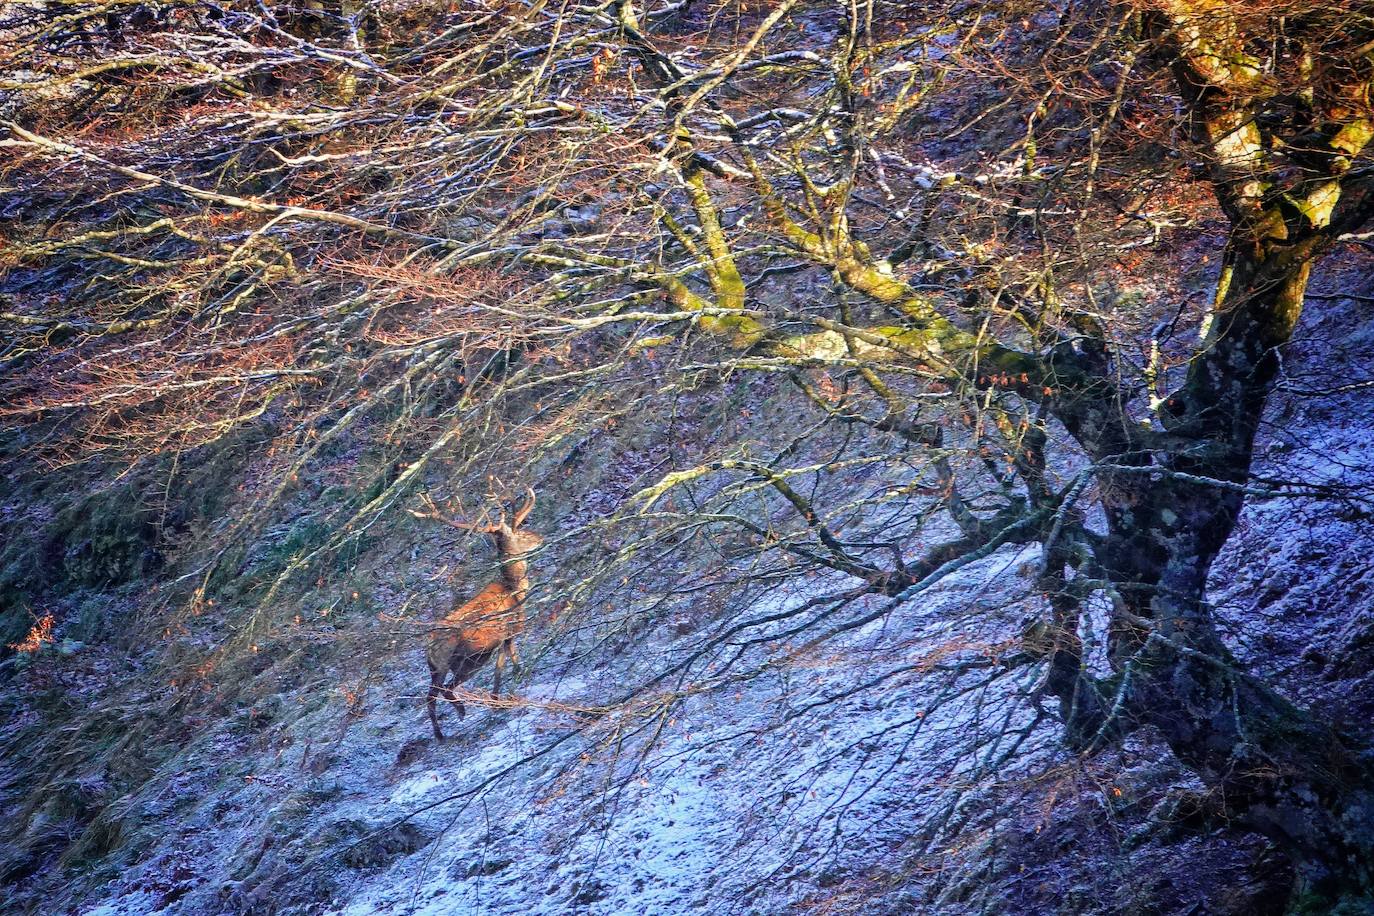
[326,560,1036,915]
[71,540,1043,916]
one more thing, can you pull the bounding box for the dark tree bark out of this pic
[1021,6,1374,899]
[1045,242,1374,902]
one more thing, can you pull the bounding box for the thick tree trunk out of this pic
[1056,261,1374,906]
[1080,473,1374,902]
[1129,526,1374,903]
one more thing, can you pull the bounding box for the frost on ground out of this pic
[71,542,1044,916]
[1212,284,1374,715]
[326,550,1040,916]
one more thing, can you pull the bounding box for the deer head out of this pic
[494,488,542,557]
[410,487,542,560]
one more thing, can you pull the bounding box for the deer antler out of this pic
[511,487,536,529]
[409,493,500,533]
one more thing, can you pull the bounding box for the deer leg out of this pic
[492,639,522,703]
[491,645,505,699]
[444,649,497,712]
[442,674,466,719]
[428,668,446,741]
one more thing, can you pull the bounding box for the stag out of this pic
[410,488,541,740]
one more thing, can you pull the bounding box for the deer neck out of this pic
[499,555,530,601]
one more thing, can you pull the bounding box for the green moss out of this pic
[67,594,109,643]
[61,809,126,872]
[0,484,160,592]
[333,820,430,869]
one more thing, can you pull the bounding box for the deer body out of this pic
[414,490,541,740]
[426,583,522,674]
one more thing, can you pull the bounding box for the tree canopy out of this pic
[3,0,1373,908]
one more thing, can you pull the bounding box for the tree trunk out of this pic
[1064,260,1374,906]
[1129,521,1374,904]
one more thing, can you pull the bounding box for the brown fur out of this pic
[413,490,541,740]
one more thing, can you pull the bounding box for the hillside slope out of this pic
[4,1,1374,912]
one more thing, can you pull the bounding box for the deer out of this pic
[410,488,542,740]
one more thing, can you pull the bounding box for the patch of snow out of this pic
[79,891,162,916]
